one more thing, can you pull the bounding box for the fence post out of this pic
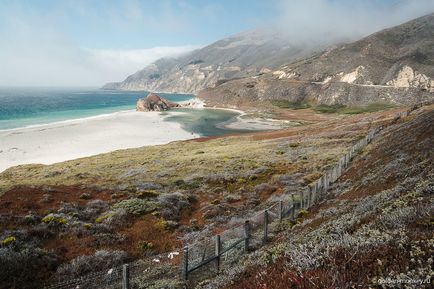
[278,200,283,221]
[182,246,189,281]
[263,210,269,244]
[299,191,304,210]
[215,235,221,273]
[122,264,129,289]
[291,194,296,220]
[306,187,310,208]
[244,220,250,252]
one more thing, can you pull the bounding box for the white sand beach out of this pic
[0,110,199,172]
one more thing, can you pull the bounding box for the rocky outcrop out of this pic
[386,66,434,92]
[198,13,434,107]
[136,93,180,112]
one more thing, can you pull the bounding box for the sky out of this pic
[0,0,433,87]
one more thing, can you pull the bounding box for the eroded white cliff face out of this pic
[387,66,434,92]
[340,66,365,84]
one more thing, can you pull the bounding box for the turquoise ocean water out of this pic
[0,87,245,136]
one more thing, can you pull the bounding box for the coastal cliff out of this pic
[102,29,324,94]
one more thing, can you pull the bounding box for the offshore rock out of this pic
[136,93,180,112]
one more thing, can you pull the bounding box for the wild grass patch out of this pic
[313,102,397,114]
[271,100,312,109]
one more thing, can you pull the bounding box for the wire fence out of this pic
[43,252,179,289]
[44,102,432,289]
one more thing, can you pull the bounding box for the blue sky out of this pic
[1,0,279,49]
[0,0,433,86]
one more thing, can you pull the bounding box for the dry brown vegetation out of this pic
[219,106,434,289]
[0,106,432,289]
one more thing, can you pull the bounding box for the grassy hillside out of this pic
[200,105,434,289]
[0,105,431,288]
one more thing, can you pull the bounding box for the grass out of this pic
[0,106,390,197]
[271,100,312,110]
[272,100,397,115]
[0,107,419,289]
[313,102,398,114]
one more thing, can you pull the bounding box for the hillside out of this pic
[2,102,432,288]
[102,29,324,93]
[215,105,434,289]
[199,13,434,108]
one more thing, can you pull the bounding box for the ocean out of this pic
[0,87,243,136]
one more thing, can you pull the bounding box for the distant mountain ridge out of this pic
[102,29,325,93]
[199,13,434,107]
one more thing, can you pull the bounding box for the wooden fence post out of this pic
[122,264,129,289]
[299,191,304,209]
[306,187,311,208]
[263,210,269,244]
[182,246,189,281]
[278,200,283,221]
[291,194,296,220]
[215,235,221,273]
[244,220,250,252]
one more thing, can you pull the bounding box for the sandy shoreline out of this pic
[0,98,286,172]
[0,110,199,172]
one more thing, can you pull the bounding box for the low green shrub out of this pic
[112,198,159,215]
[313,102,397,114]
[41,215,67,225]
[95,214,111,223]
[297,209,309,218]
[271,100,311,109]
[155,219,179,231]
[138,241,154,252]
[1,236,16,247]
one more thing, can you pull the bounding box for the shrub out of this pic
[157,192,190,221]
[154,219,179,231]
[303,172,323,184]
[313,102,396,114]
[111,192,124,199]
[136,190,160,199]
[56,250,128,279]
[79,193,91,200]
[271,100,311,109]
[96,209,129,228]
[138,241,154,252]
[41,214,67,225]
[313,104,346,113]
[23,214,38,225]
[254,183,277,195]
[0,247,58,289]
[297,209,309,218]
[95,214,111,223]
[1,236,16,247]
[82,199,109,220]
[112,198,159,215]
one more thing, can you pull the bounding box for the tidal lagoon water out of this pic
[0,87,242,135]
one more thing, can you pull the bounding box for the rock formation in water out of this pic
[136,93,180,112]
